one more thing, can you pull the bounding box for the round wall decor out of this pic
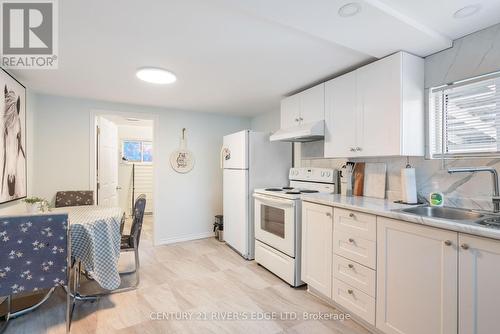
[170,128,195,173]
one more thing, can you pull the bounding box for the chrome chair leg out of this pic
[0,296,11,334]
[10,288,56,319]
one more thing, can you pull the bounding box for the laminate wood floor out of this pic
[4,216,372,334]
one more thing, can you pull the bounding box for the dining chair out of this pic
[117,196,146,292]
[0,214,72,333]
[55,191,94,208]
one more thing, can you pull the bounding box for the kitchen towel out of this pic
[401,167,418,204]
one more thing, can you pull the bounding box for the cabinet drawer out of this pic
[334,230,376,269]
[334,208,376,241]
[333,278,375,325]
[333,255,375,297]
[255,240,294,285]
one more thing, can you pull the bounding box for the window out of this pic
[122,140,153,163]
[430,72,500,158]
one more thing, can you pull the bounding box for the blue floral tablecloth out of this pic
[53,206,123,290]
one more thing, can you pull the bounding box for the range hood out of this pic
[270,120,325,142]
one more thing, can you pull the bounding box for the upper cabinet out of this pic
[280,83,325,129]
[324,51,424,158]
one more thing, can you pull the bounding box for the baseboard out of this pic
[157,231,214,245]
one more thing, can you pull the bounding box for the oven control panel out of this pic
[289,167,337,183]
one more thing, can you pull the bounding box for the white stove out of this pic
[253,167,337,287]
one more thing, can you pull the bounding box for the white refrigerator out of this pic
[222,130,291,260]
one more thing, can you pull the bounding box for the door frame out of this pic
[89,109,159,235]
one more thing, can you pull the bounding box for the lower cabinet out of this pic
[376,217,458,334]
[459,234,500,334]
[301,202,333,297]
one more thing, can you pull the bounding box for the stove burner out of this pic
[285,191,301,195]
[301,190,319,193]
[282,187,294,190]
[265,188,283,191]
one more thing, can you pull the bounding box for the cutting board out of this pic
[363,163,387,199]
[353,162,365,196]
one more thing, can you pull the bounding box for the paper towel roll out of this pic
[401,168,417,204]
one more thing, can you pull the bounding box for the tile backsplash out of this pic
[301,156,500,211]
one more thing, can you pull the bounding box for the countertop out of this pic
[301,193,500,241]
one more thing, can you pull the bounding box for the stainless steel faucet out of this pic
[447,167,500,213]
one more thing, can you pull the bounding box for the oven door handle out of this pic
[253,193,295,207]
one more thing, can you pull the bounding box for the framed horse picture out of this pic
[0,69,26,204]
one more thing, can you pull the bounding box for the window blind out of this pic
[430,73,500,158]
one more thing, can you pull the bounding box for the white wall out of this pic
[116,124,154,215]
[29,94,250,245]
[250,109,280,134]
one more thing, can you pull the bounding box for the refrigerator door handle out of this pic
[220,146,225,169]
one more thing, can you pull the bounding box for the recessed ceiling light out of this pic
[338,3,362,18]
[136,67,176,84]
[453,4,481,19]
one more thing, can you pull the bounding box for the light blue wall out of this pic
[2,93,251,244]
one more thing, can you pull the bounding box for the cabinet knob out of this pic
[348,238,355,243]
[299,117,303,121]
[444,240,452,246]
[461,243,469,250]
[295,118,299,122]
[348,263,354,269]
[326,212,332,217]
[355,147,362,152]
[350,147,356,152]
[349,213,355,218]
[347,289,354,295]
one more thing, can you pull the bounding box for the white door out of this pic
[280,95,300,129]
[324,72,357,158]
[356,53,401,156]
[222,130,248,169]
[254,193,296,257]
[97,117,118,207]
[301,202,333,297]
[459,234,500,334]
[376,217,458,334]
[223,169,249,258]
[299,83,325,124]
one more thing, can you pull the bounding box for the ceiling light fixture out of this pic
[136,67,176,84]
[338,2,362,18]
[453,4,481,19]
[126,117,140,122]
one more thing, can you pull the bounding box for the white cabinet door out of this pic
[300,83,325,124]
[280,95,300,129]
[376,218,457,334]
[356,53,401,157]
[324,72,357,158]
[459,234,500,334]
[301,202,333,297]
[97,116,118,207]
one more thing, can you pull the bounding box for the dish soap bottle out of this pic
[429,192,444,207]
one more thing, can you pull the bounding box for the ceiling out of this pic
[11,0,500,116]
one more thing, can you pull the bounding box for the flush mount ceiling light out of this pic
[453,4,481,19]
[126,117,140,122]
[136,67,176,84]
[338,2,362,18]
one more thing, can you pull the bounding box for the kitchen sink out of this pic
[400,206,485,220]
[477,216,500,229]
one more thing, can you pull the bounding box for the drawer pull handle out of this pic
[461,243,469,250]
[348,238,355,243]
[347,289,354,295]
[326,212,332,217]
[349,213,355,218]
[444,240,452,246]
[348,264,354,269]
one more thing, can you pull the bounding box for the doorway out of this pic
[92,112,155,233]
